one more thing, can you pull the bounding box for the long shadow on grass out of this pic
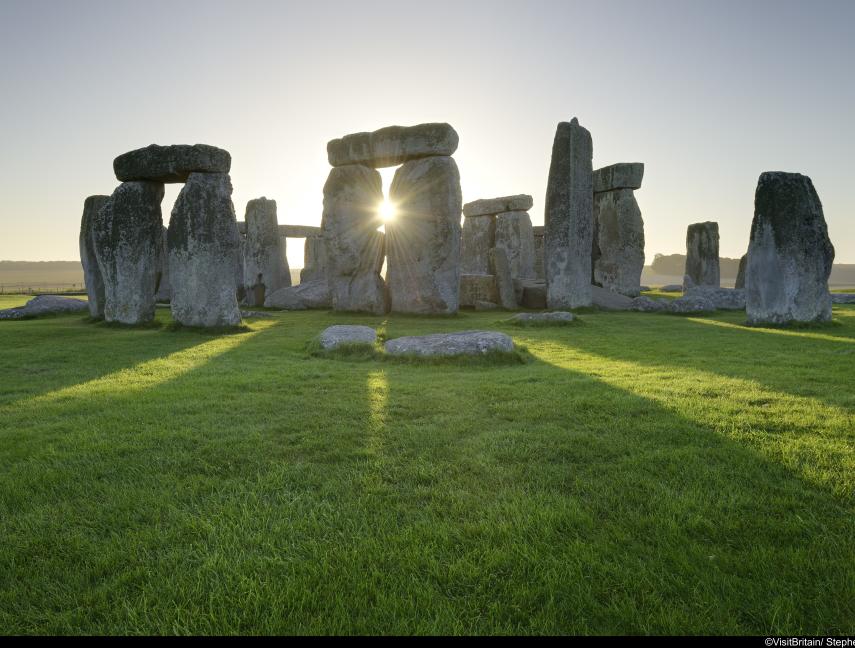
[1,314,852,634]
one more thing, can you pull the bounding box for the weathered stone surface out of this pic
[459,274,498,308]
[545,118,593,309]
[533,226,545,280]
[167,173,242,328]
[474,300,499,311]
[235,234,246,303]
[593,189,645,296]
[667,294,715,314]
[319,325,376,350]
[387,156,461,314]
[384,331,514,356]
[460,215,494,275]
[685,222,720,288]
[243,198,290,306]
[279,224,322,239]
[0,295,88,320]
[521,282,547,309]
[831,293,855,304]
[495,211,536,280]
[79,195,109,318]
[114,144,230,183]
[328,123,459,168]
[735,254,747,289]
[660,284,683,292]
[746,172,835,325]
[510,311,574,324]
[684,286,745,310]
[300,235,328,284]
[489,248,517,310]
[265,279,331,310]
[463,194,533,218]
[94,181,164,324]
[630,296,668,312]
[591,285,634,311]
[593,163,644,193]
[322,165,386,314]
[155,226,172,303]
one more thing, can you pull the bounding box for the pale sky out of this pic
[1,0,853,265]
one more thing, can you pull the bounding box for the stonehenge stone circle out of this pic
[243,197,290,306]
[460,214,494,275]
[384,331,514,357]
[0,295,89,320]
[461,195,535,280]
[746,172,835,325]
[328,123,458,168]
[114,144,231,183]
[322,164,387,314]
[387,156,462,314]
[495,211,536,280]
[79,195,109,318]
[592,163,645,297]
[545,118,593,309]
[463,194,533,218]
[685,222,720,288]
[735,254,747,289]
[94,181,164,324]
[167,173,242,328]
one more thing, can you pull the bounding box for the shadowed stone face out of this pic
[79,195,109,318]
[746,172,834,324]
[113,144,231,183]
[685,221,720,288]
[167,173,242,328]
[322,164,386,314]
[461,215,494,275]
[300,235,328,284]
[545,118,593,309]
[155,226,172,303]
[243,198,290,307]
[94,181,164,324]
[387,156,462,314]
[735,254,747,289]
[593,189,645,297]
[495,211,535,281]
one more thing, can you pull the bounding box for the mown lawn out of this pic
[0,294,852,635]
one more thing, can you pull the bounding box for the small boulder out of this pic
[384,331,514,357]
[318,325,377,350]
[591,285,634,311]
[509,311,574,324]
[667,295,716,314]
[265,279,331,310]
[630,296,668,312]
[684,286,745,310]
[660,284,683,292]
[0,295,88,320]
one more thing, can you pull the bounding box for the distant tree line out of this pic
[650,254,855,284]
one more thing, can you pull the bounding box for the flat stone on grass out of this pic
[384,331,514,357]
[0,295,88,320]
[509,311,575,325]
[319,325,377,350]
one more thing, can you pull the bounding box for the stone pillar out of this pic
[167,172,242,328]
[592,163,645,297]
[685,222,720,288]
[735,253,747,289]
[93,181,164,324]
[79,195,109,318]
[322,164,386,314]
[495,211,535,280]
[300,235,328,284]
[460,215,494,274]
[155,226,172,303]
[746,172,834,325]
[533,226,545,280]
[387,156,462,314]
[243,198,290,306]
[545,117,593,308]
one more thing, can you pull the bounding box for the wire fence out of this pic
[0,282,86,295]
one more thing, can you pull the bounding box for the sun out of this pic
[379,199,397,223]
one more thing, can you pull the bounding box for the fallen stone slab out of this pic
[509,311,574,324]
[684,286,745,310]
[831,293,855,304]
[319,325,377,350]
[630,296,668,312]
[667,295,716,314]
[591,285,634,311]
[384,331,514,357]
[0,295,89,320]
[265,279,331,310]
[327,123,459,168]
[463,194,533,218]
[660,284,683,292]
[593,163,644,193]
[114,144,231,183]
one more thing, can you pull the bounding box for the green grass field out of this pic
[0,294,852,635]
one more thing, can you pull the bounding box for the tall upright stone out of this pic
[300,235,328,284]
[93,181,164,324]
[461,215,494,274]
[155,226,172,303]
[387,156,462,314]
[545,118,593,308]
[79,195,109,318]
[533,226,545,280]
[735,253,747,290]
[593,189,645,296]
[167,173,242,328]
[746,172,834,325]
[685,222,720,288]
[495,211,536,280]
[322,164,386,314]
[243,198,290,306]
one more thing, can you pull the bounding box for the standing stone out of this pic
[489,248,517,310]
[322,165,386,314]
[685,222,720,288]
[235,232,246,303]
[461,215,495,274]
[79,195,109,318]
[495,211,536,280]
[735,253,747,289]
[545,118,593,308]
[155,226,172,303]
[167,173,242,328]
[533,226,545,280]
[93,181,164,324]
[243,198,290,306]
[746,172,835,325]
[387,156,462,314]
[300,235,328,284]
[592,189,645,296]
